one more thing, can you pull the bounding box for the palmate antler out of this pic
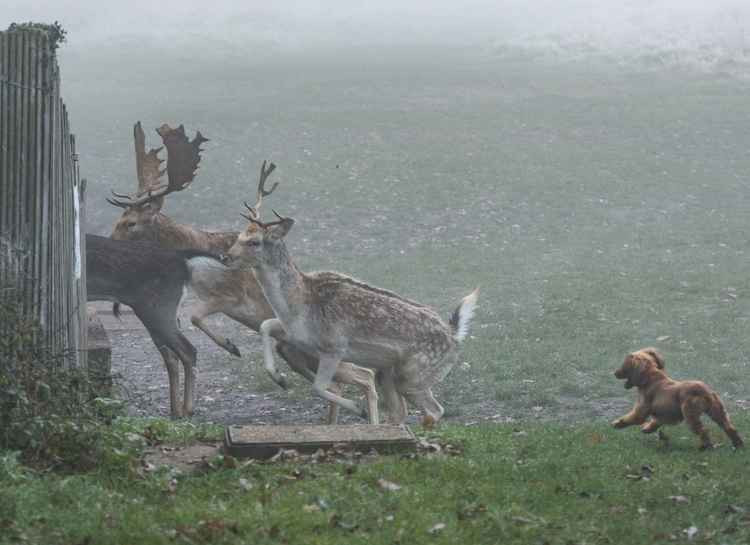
[107,122,208,209]
[240,160,279,221]
[135,121,165,194]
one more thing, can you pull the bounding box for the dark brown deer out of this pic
[86,233,223,417]
[107,124,380,423]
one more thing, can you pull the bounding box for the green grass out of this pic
[2,417,750,544]
[64,49,750,420]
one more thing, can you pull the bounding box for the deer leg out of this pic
[136,302,197,417]
[170,331,198,417]
[275,341,317,382]
[135,305,183,418]
[326,383,341,424]
[333,362,379,424]
[155,345,182,418]
[403,388,444,427]
[275,342,371,423]
[259,318,289,389]
[312,354,366,419]
[377,368,407,425]
[189,301,241,357]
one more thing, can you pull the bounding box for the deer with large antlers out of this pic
[107,123,380,423]
[226,208,479,425]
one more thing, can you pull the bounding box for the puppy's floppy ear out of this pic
[631,353,661,387]
[642,348,665,369]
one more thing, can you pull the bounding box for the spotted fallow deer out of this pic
[107,124,379,423]
[226,209,479,425]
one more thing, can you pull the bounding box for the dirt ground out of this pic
[91,297,627,427]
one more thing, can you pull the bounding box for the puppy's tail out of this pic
[449,288,479,343]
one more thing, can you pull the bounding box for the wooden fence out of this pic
[0,27,87,367]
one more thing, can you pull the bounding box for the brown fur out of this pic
[612,348,743,449]
[111,207,238,252]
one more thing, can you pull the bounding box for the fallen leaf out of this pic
[165,478,178,495]
[684,525,699,539]
[223,455,238,469]
[657,336,671,342]
[377,478,402,492]
[669,495,689,504]
[417,439,442,453]
[724,504,745,515]
[428,522,446,534]
[302,504,321,513]
[238,478,252,492]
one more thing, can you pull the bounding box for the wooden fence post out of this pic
[0,25,86,368]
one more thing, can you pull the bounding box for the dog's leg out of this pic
[640,419,662,434]
[682,398,713,449]
[612,404,649,429]
[642,419,670,446]
[706,393,744,448]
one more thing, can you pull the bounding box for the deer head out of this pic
[228,161,291,267]
[110,122,208,240]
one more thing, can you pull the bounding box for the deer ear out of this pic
[267,217,294,240]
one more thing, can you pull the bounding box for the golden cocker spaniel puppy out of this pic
[612,348,743,449]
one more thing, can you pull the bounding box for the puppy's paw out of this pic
[612,418,627,429]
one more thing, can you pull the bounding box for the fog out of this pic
[3,0,750,64]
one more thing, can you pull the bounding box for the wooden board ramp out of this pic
[224,424,417,460]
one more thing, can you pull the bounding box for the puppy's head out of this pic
[614,348,665,389]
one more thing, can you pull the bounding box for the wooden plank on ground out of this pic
[224,424,417,460]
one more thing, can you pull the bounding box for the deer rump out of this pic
[86,234,223,307]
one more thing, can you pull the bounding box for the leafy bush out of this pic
[0,238,125,471]
[5,21,67,51]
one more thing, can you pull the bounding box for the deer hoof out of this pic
[275,374,289,390]
[225,340,241,358]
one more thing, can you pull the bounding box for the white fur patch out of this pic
[454,288,479,342]
[186,256,227,275]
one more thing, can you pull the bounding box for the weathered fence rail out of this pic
[0,27,86,367]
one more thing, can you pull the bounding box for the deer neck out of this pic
[252,245,305,324]
[153,214,236,252]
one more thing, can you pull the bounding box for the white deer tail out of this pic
[449,288,479,342]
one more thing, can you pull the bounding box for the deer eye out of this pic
[245,239,261,247]
[127,221,137,228]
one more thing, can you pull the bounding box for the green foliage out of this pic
[5,20,67,51]
[2,420,750,544]
[0,247,123,471]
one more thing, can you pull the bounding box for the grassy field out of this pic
[62,47,750,421]
[2,416,749,545]
[6,46,746,543]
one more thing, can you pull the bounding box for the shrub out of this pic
[5,21,67,51]
[0,238,124,471]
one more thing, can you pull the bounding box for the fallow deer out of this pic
[226,210,479,425]
[86,233,223,417]
[107,124,380,423]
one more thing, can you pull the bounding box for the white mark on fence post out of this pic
[73,184,81,279]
